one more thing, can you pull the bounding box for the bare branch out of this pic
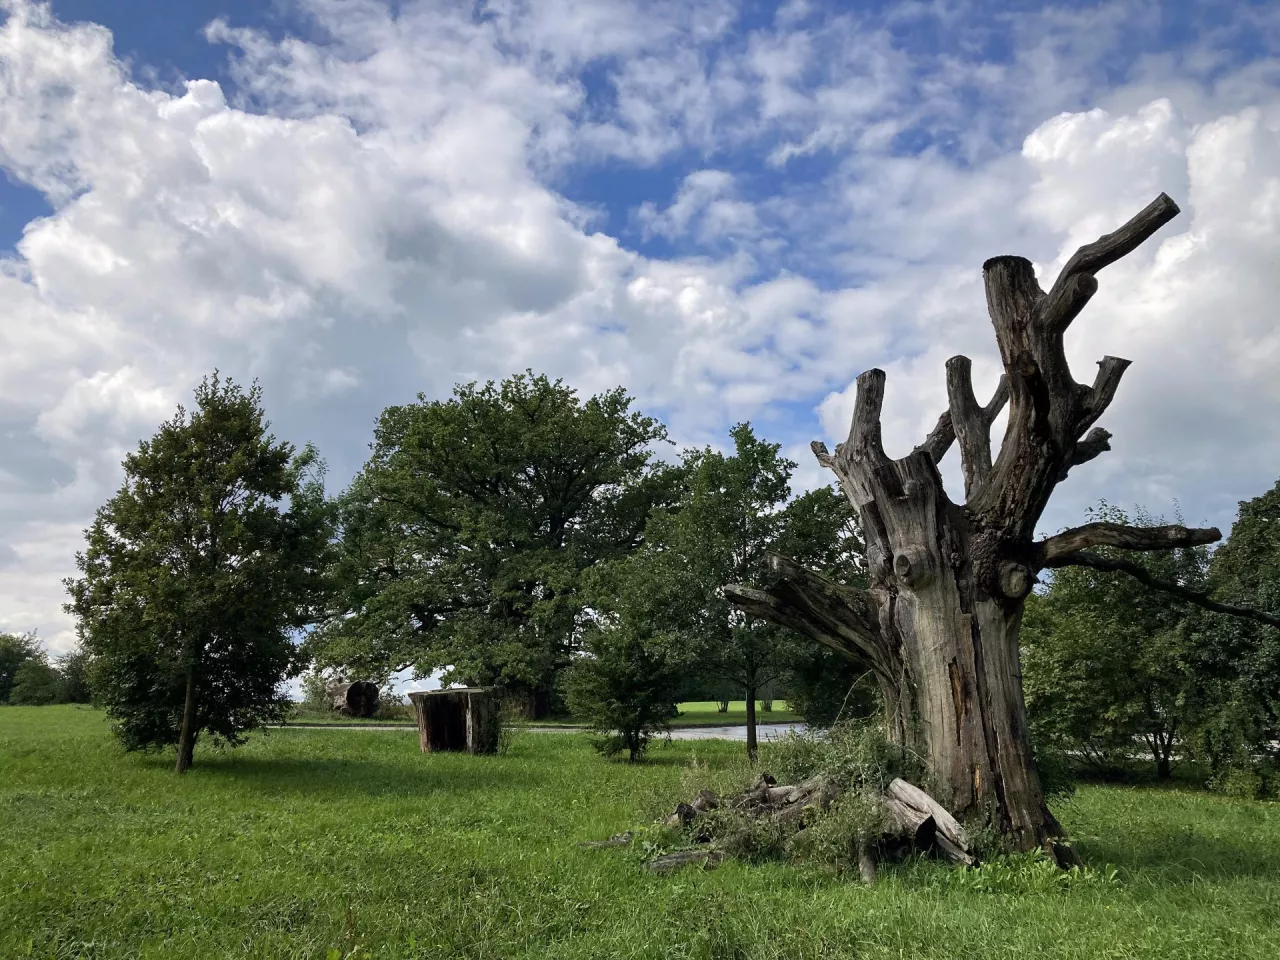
[1038,522,1221,564]
[811,440,835,469]
[842,369,888,464]
[914,410,954,464]
[945,357,1010,500]
[725,555,892,679]
[1048,193,1181,294]
[1041,273,1099,334]
[1060,427,1112,480]
[1044,551,1280,629]
[1079,355,1131,430]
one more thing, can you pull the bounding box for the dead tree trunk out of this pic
[725,194,1223,851]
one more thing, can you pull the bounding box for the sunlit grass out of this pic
[2,706,1278,959]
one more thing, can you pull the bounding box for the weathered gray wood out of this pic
[1038,521,1220,563]
[885,779,973,864]
[408,687,499,754]
[724,195,1189,852]
[645,849,726,873]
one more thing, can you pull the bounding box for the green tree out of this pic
[10,656,61,705]
[64,373,336,773]
[0,631,42,703]
[56,647,93,704]
[614,424,853,760]
[1021,502,1210,779]
[312,371,679,717]
[1190,479,1280,788]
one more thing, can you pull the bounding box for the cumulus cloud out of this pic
[0,0,1277,654]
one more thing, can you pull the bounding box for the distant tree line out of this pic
[44,367,1280,784]
[0,632,91,706]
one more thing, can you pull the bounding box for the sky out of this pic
[1,0,1279,674]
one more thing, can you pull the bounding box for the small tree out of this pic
[64,373,336,773]
[562,624,684,762]
[10,656,61,705]
[0,631,42,703]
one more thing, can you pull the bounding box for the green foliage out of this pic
[916,849,1121,896]
[311,371,679,713]
[0,630,42,703]
[608,424,865,755]
[1190,478,1280,785]
[561,623,683,762]
[762,720,922,794]
[5,707,1280,959]
[62,372,337,766]
[1022,501,1210,778]
[55,647,93,704]
[9,656,61,705]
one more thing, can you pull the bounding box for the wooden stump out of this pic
[408,688,499,755]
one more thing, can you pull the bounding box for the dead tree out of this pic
[724,194,1232,851]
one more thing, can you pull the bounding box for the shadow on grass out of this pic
[132,751,545,800]
[1078,825,1280,884]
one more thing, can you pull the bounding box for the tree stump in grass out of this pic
[409,688,500,754]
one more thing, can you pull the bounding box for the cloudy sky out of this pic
[2,0,1278,660]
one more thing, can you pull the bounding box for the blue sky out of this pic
[1,0,1279,657]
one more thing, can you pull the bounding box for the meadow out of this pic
[2,706,1279,959]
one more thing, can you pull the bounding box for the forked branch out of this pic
[945,356,1009,499]
[1037,522,1221,565]
[1045,551,1280,629]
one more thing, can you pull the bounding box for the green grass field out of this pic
[3,706,1279,959]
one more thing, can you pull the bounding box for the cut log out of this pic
[645,849,726,873]
[408,687,500,754]
[328,681,379,718]
[883,778,975,866]
[578,832,633,849]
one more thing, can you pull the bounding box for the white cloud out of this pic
[0,0,1277,654]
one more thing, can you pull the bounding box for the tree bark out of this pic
[725,194,1193,852]
[175,663,197,774]
[745,685,758,763]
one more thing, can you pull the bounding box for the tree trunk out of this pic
[723,195,1207,851]
[175,663,197,774]
[745,685,758,763]
[328,680,380,717]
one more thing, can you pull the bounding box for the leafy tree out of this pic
[64,373,336,772]
[611,424,857,759]
[312,371,680,717]
[10,656,61,705]
[0,631,42,703]
[1190,480,1280,789]
[56,647,93,704]
[1021,502,1210,778]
